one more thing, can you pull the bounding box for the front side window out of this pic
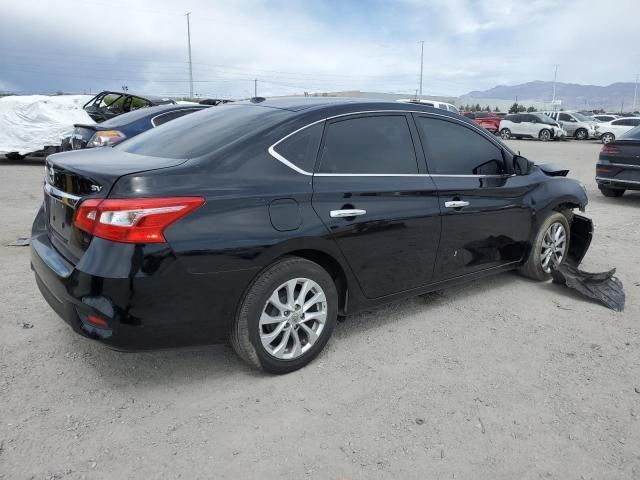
[559,113,573,122]
[273,122,324,173]
[317,116,418,174]
[417,117,504,175]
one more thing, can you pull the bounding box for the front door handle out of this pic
[444,200,470,208]
[330,209,367,218]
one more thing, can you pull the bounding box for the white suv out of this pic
[397,99,459,113]
[543,111,599,140]
[597,117,640,144]
[499,113,566,141]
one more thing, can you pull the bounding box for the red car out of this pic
[461,112,501,134]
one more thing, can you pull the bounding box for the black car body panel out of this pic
[596,127,640,191]
[31,98,590,351]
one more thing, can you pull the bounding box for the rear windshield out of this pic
[621,125,640,140]
[120,104,290,159]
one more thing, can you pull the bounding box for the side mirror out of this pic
[513,155,531,175]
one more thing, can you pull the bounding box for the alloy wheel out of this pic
[540,222,567,273]
[602,133,614,144]
[501,129,511,140]
[259,278,328,360]
[539,129,551,141]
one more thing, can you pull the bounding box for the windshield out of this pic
[120,104,290,159]
[533,113,555,124]
[573,112,592,122]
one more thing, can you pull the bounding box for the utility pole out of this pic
[254,79,257,97]
[551,64,559,103]
[418,41,424,99]
[633,73,639,112]
[185,12,194,98]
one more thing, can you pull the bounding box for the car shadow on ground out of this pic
[76,272,521,385]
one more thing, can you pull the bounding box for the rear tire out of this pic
[231,257,338,374]
[518,212,570,281]
[500,128,511,140]
[599,185,625,197]
[601,132,615,144]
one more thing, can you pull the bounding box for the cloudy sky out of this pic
[1,0,639,98]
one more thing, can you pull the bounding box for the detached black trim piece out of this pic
[552,265,625,312]
[567,214,593,266]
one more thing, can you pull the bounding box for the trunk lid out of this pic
[44,148,186,262]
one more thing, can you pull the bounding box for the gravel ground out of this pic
[0,140,639,480]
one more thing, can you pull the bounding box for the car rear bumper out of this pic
[596,161,640,190]
[30,208,254,351]
[596,176,640,190]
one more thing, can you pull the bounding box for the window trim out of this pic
[268,109,510,177]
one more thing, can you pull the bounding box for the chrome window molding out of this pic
[44,183,82,207]
[267,109,510,179]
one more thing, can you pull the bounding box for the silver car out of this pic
[543,111,599,140]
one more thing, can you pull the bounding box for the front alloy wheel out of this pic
[259,278,327,360]
[575,129,588,140]
[539,129,551,141]
[540,222,567,273]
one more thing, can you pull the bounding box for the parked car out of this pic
[397,98,459,113]
[593,114,619,123]
[83,91,176,122]
[62,104,209,150]
[499,113,566,141]
[461,111,501,134]
[31,98,592,373]
[597,117,640,144]
[543,111,599,140]
[596,125,640,197]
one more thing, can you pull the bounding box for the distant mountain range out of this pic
[464,81,638,111]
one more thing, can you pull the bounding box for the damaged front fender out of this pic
[567,213,593,266]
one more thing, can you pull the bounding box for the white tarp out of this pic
[0,95,95,155]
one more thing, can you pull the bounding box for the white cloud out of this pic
[0,0,638,97]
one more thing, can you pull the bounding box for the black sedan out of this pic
[596,125,640,197]
[31,98,592,373]
[64,104,209,150]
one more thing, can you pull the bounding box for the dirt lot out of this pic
[0,140,639,480]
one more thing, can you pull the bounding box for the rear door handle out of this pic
[444,200,470,208]
[330,209,367,218]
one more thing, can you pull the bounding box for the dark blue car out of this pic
[65,104,209,150]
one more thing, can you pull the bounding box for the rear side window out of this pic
[417,117,504,175]
[121,104,289,159]
[272,123,324,173]
[317,116,418,174]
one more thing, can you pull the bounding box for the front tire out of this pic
[599,185,625,197]
[575,128,588,140]
[538,129,551,141]
[500,128,511,140]
[231,257,338,374]
[518,212,570,281]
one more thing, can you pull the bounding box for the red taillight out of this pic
[74,197,205,244]
[601,145,620,154]
[86,315,109,328]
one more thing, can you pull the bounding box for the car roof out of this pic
[96,104,208,128]
[230,96,464,117]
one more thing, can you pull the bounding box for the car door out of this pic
[508,114,523,135]
[520,114,537,137]
[559,113,577,135]
[311,113,441,299]
[413,114,533,280]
